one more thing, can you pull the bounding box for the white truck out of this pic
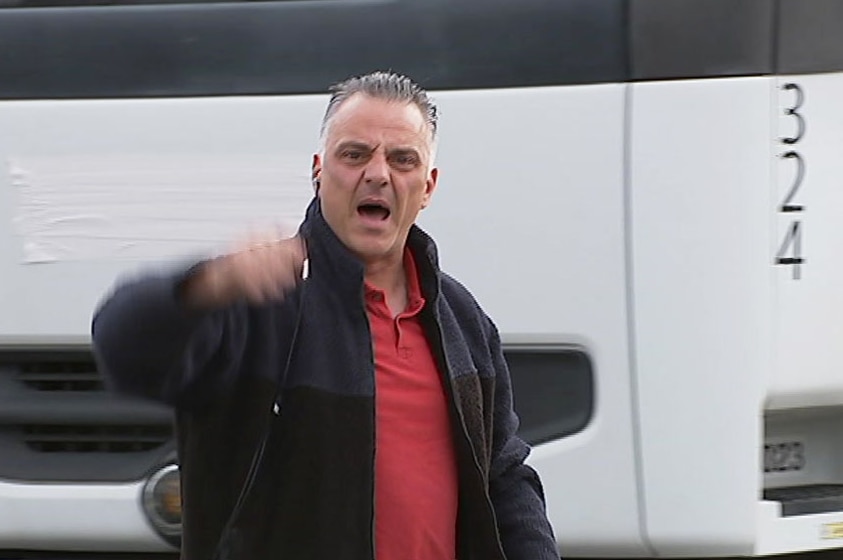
[1,0,843,558]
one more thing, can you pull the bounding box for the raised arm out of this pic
[92,235,306,406]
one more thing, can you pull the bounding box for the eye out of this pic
[341,150,365,162]
[390,153,420,169]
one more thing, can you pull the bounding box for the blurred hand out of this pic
[184,231,307,308]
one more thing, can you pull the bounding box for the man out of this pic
[92,71,557,560]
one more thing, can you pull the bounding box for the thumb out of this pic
[275,220,300,240]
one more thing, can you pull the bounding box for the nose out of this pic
[363,151,389,187]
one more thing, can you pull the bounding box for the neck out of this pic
[364,251,409,317]
[363,252,406,292]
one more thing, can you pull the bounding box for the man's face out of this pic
[312,93,438,267]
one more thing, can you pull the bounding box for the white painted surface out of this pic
[768,72,843,410]
[4,70,843,557]
[1,85,647,556]
[629,77,773,557]
[423,84,643,556]
[10,154,310,263]
[0,480,171,551]
[0,96,322,338]
[756,501,843,555]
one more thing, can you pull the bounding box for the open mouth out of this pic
[357,202,391,221]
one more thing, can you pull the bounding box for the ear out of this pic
[311,154,322,193]
[420,167,439,209]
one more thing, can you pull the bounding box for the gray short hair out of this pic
[319,71,438,151]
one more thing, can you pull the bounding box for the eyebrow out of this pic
[334,141,425,160]
[389,147,421,157]
[335,141,374,153]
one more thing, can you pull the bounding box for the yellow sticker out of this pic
[821,523,843,540]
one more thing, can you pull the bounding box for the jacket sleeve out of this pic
[486,319,559,560]
[91,263,248,407]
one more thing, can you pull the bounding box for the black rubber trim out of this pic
[0,0,626,100]
[630,0,774,81]
[0,393,172,424]
[2,0,843,100]
[0,0,253,5]
[764,484,843,517]
[777,0,843,75]
[0,349,176,483]
[506,347,594,445]
[0,553,177,559]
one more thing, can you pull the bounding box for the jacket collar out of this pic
[298,196,442,300]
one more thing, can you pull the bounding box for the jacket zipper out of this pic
[428,314,506,560]
[360,290,377,560]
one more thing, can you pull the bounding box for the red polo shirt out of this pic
[364,249,458,560]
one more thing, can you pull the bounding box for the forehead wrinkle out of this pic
[331,133,430,160]
[332,123,425,144]
[324,96,431,154]
[335,140,378,151]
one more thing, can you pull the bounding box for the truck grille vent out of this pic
[0,348,176,482]
[17,360,104,391]
[23,424,172,453]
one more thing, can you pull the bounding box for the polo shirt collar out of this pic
[298,196,441,303]
[363,248,426,316]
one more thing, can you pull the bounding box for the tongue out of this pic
[359,206,389,220]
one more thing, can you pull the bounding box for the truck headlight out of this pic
[142,463,181,546]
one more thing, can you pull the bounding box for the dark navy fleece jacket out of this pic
[92,198,558,560]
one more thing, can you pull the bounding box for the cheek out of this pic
[323,180,350,201]
[397,176,428,199]
[412,181,431,206]
[319,185,349,220]
[394,188,428,218]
